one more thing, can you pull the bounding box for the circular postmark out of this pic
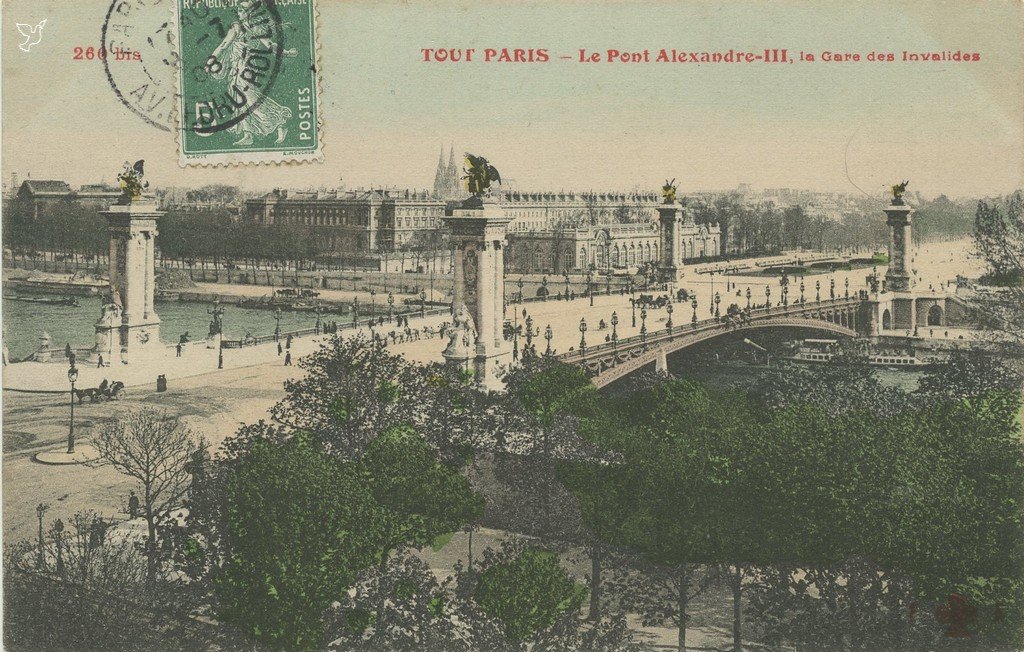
[101,0,180,132]
[176,0,286,138]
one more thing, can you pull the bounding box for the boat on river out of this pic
[7,295,80,307]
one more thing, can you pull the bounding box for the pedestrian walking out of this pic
[277,342,283,356]
[176,343,182,357]
[97,354,104,368]
[128,491,140,520]
[286,334,293,349]
[284,352,292,366]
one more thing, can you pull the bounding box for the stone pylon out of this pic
[884,198,913,292]
[658,201,686,287]
[443,196,512,391]
[94,198,163,364]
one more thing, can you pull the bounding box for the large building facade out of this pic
[245,188,446,254]
[506,219,720,275]
[15,180,123,219]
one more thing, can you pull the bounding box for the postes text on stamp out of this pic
[175,0,321,165]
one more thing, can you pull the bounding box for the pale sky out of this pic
[3,0,1022,198]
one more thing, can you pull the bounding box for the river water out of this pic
[2,297,324,361]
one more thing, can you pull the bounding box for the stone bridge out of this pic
[557,297,865,389]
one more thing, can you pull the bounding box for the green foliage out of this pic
[216,432,390,649]
[473,547,587,643]
[360,425,485,550]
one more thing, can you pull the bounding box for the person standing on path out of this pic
[277,342,283,356]
[128,491,140,520]
[284,352,292,366]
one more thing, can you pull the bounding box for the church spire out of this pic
[446,144,459,195]
[432,146,446,197]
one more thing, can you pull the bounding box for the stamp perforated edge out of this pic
[171,0,325,168]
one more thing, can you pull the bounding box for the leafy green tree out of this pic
[470,543,587,644]
[215,432,391,648]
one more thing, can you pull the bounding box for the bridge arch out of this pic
[577,317,860,389]
[927,304,944,326]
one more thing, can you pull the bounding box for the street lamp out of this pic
[420,290,427,317]
[765,285,771,312]
[783,285,789,307]
[844,277,849,298]
[370,288,376,318]
[352,297,359,325]
[714,292,721,319]
[387,291,394,322]
[631,298,637,327]
[314,301,323,335]
[666,302,674,333]
[53,518,65,578]
[586,272,594,306]
[517,277,525,304]
[691,296,698,326]
[640,307,648,341]
[830,278,835,300]
[274,307,282,342]
[610,312,619,365]
[564,273,571,301]
[815,280,821,302]
[746,287,751,309]
[67,365,78,454]
[525,315,534,348]
[579,317,588,355]
[800,280,805,304]
[36,503,48,569]
[545,324,553,356]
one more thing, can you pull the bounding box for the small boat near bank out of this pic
[6,295,80,307]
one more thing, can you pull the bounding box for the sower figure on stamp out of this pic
[208,0,298,146]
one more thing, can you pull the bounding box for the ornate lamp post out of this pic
[783,285,789,307]
[370,288,376,318]
[640,307,648,341]
[610,312,619,365]
[314,301,323,335]
[765,285,772,312]
[387,291,394,322]
[746,287,751,309]
[352,297,359,325]
[66,365,78,454]
[579,317,588,355]
[586,272,594,306]
[691,296,698,326]
[420,290,427,317]
[815,279,821,302]
[517,277,525,304]
[666,302,674,334]
[525,315,534,348]
[714,291,721,319]
[844,277,849,298]
[545,324,553,356]
[800,280,805,304]
[36,503,48,569]
[631,297,637,328]
[274,307,282,342]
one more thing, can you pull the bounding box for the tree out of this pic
[470,543,587,644]
[915,350,1022,402]
[971,192,1024,353]
[92,410,204,581]
[214,432,391,648]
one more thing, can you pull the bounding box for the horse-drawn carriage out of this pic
[74,380,127,404]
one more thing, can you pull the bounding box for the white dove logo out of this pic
[16,19,47,52]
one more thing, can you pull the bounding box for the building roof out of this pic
[20,180,72,195]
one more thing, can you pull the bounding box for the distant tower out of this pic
[446,145,459,197]
[432,147,446,197]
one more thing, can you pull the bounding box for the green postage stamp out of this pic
[175,0,321,165]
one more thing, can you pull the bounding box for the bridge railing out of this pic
[562,296,861,362]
